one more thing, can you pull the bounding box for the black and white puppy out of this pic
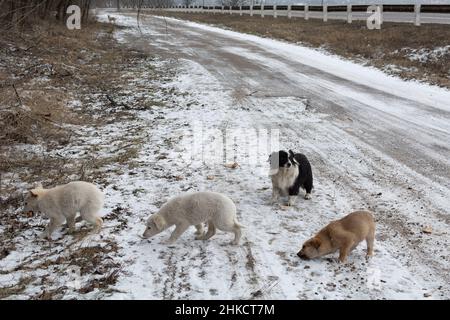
[269,150,313,206]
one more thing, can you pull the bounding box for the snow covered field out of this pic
[1,11,449,300]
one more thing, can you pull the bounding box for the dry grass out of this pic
[153,12,450,88]
[0,277,35,299]
[0,20,150,192]
[0,20,170,299]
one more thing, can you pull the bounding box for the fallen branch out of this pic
[12,84,22,107]
[106,94,132,110]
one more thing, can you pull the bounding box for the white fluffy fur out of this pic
[24,181,104,239]
[270,166,299,205]
[143,191,243,245]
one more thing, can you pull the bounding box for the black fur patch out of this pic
[287,150,313,195]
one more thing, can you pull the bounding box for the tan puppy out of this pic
[297,211,375,263]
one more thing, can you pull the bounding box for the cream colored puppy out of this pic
[142,192,243,245]
[24,181,104,240]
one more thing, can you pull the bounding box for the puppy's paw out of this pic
[287,196,297,206]
[304,193,312,200]
[39,232,51,240]
[287,200,295,206]
[366,253,374,260]
[195,234,206,240]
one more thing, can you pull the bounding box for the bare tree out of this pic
[219,0,248,7]
[0,0,94,28]
[182,0,194,7]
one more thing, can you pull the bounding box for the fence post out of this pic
[347,5,352,23]
[273,5,277,18]
[240,5,242,16]
[414,4,421,26]
[250,5,253,16]
[261,4,264,18]
[380,5,383,25]
[287,5,291,19]
[305,5,309,20]
[323,5,327,22]
[230,5,232,15]
[221,5,224,14]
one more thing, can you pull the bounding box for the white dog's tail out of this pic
[234,218,246,229]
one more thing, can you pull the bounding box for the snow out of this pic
[1,11,448,300]
[404,45,450,63]
[103,56,435,299]
[97,12,449,299]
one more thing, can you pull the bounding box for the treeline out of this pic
[0,0,93,28]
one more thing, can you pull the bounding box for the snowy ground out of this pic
[99,12,449,299]
[1,11,449,299]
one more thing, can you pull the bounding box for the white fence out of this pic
[133,4,450,26]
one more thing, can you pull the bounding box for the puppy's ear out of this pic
[29,189,40,198]
[311,237,322,249]
[288,150,295,157]
[153,215,167,231]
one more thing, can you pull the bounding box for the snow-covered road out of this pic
[97,12,450,299]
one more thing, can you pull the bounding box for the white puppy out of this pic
[142,192,243,245]
[24,181,104,239]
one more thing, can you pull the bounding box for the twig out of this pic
[106,94,132,109]
[163,16,168,38]
[12,84,22,106]
[136,0,144,34]
[23,36,44,52]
